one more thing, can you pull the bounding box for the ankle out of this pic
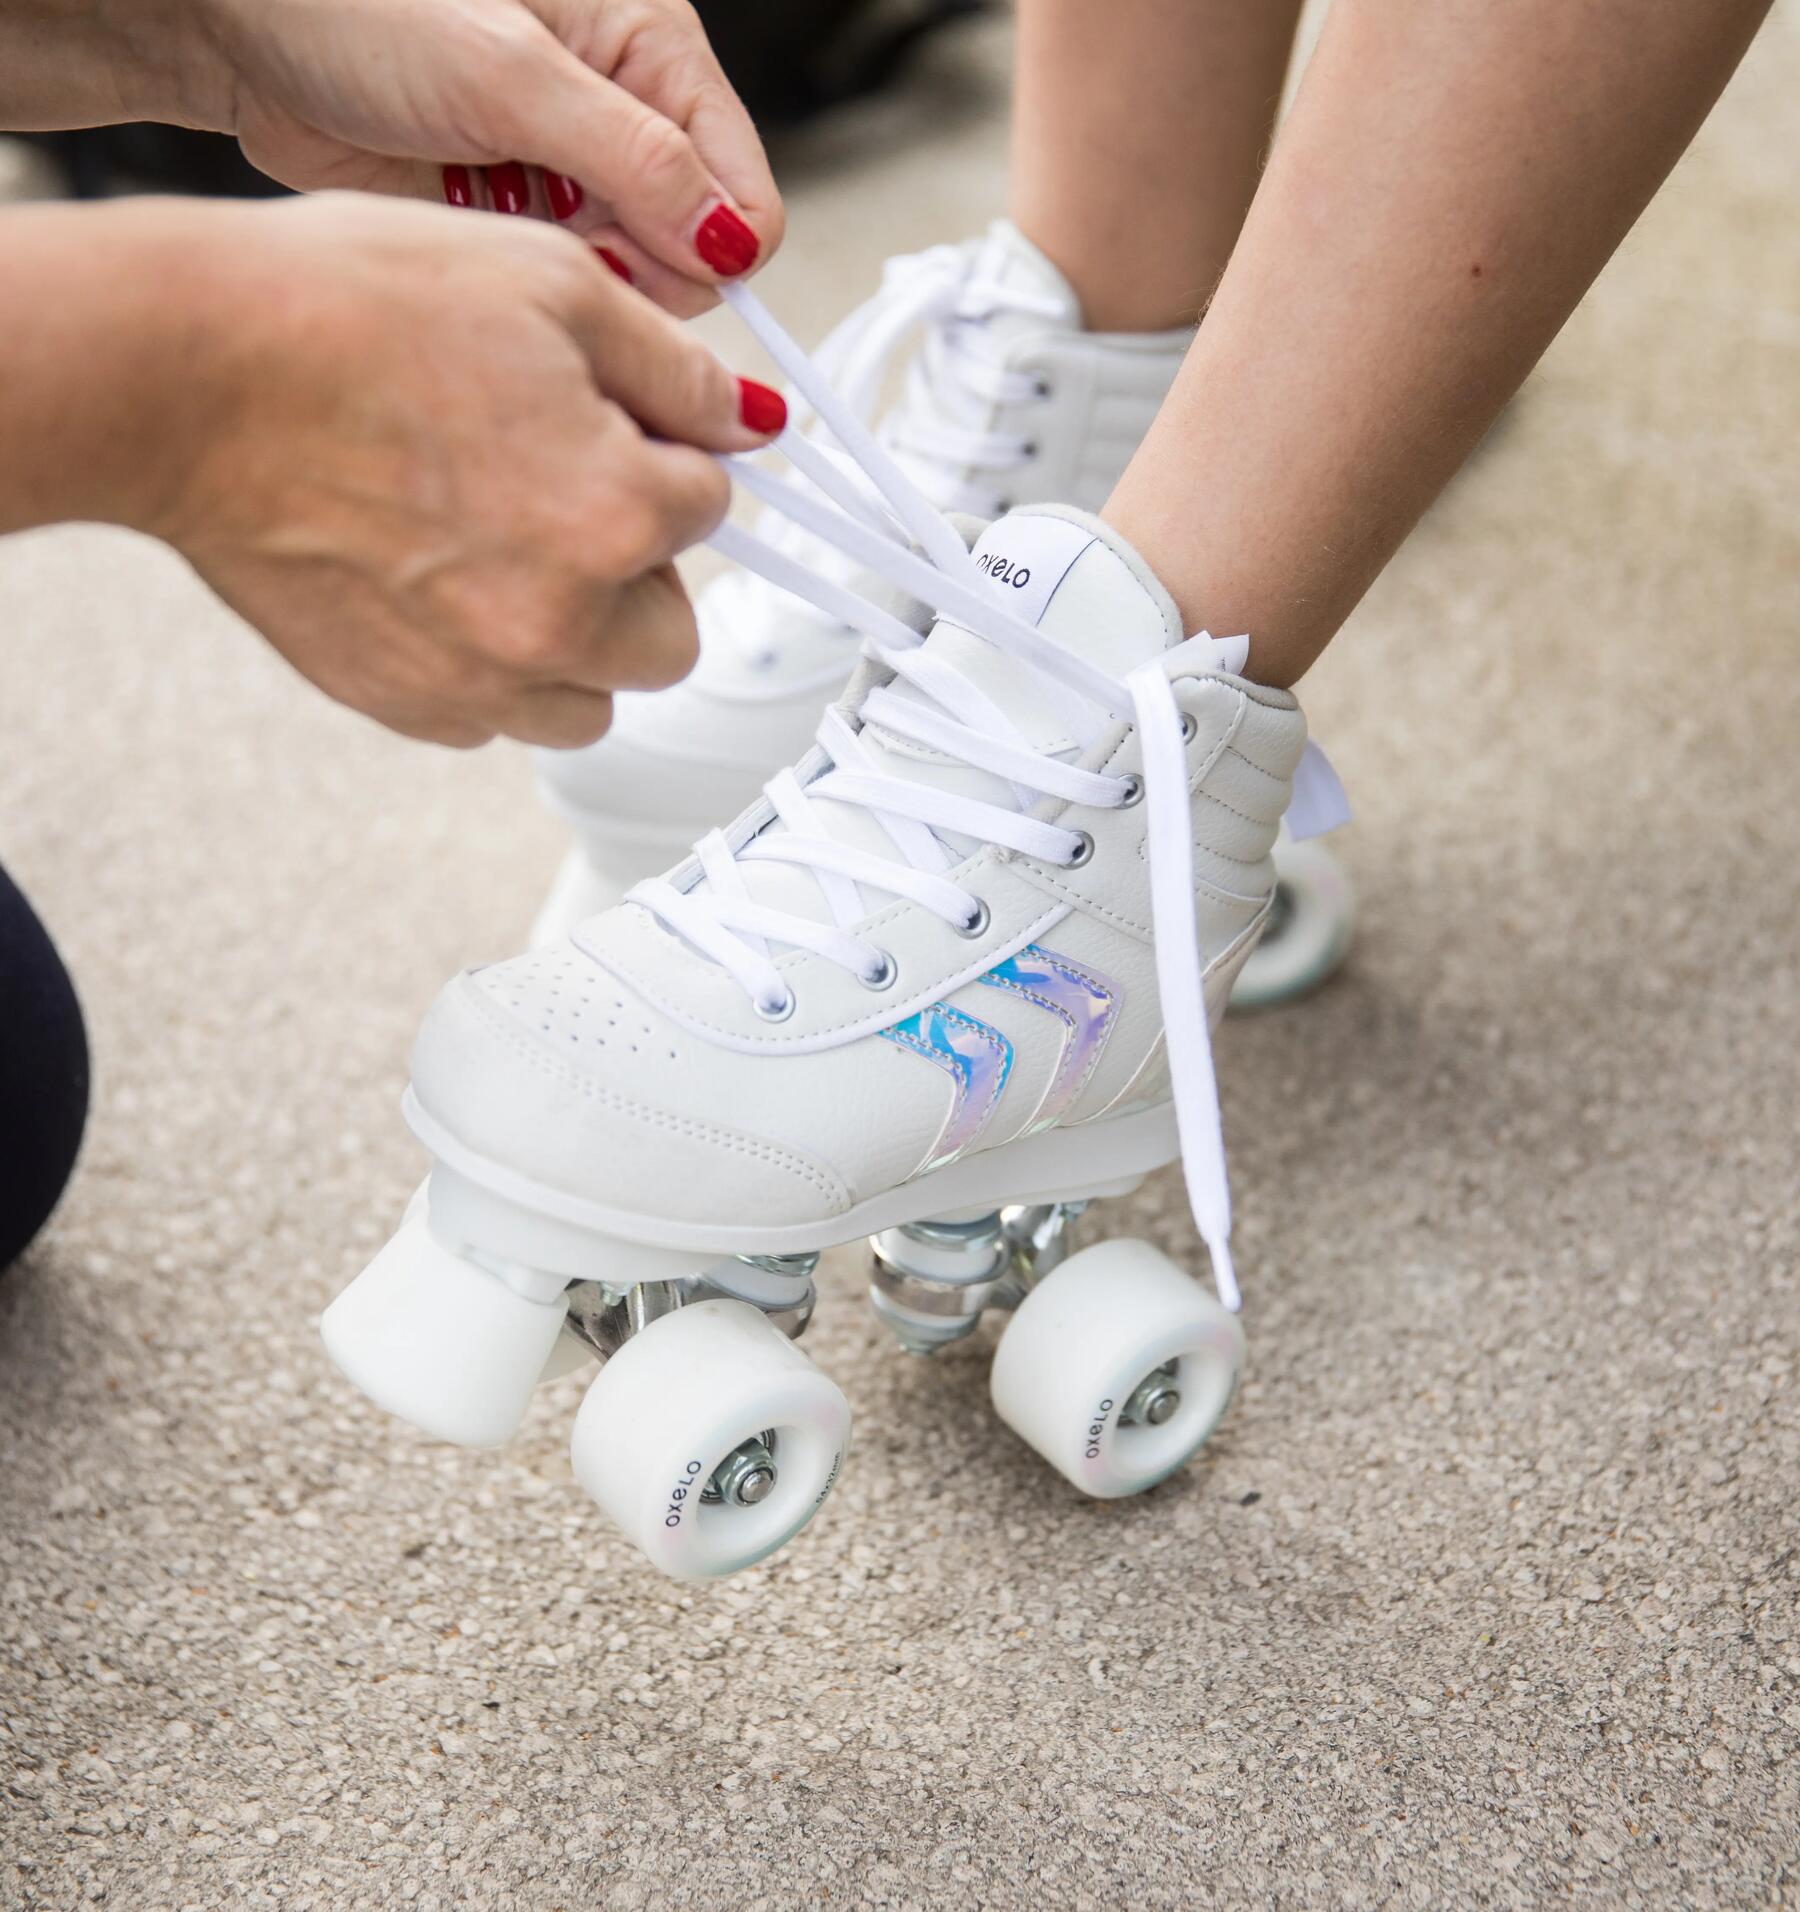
[1097,493,1327,691]
[1009,213,1209,335]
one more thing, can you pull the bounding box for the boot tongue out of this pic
[896,505,1185,751]
[965,219,1083,327]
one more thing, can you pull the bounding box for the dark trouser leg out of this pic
[0,863,89,1272]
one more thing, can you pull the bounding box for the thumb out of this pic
[557,264,786,451]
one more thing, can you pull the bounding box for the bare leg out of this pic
[1010,0,1305,331]
[1103,0,1774,685]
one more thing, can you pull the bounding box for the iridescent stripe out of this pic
[880,1004,1014,1171]
[978,944,1118,1132]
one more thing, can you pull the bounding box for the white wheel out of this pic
[571,1299,849,1580]
[1229,837,1354,1013]
[321,1205,569,1449]
[990,1239,1244,1498]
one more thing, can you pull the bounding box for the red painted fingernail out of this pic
[695,204,759,277]
[488,162,530,216]
[737,378,787,436]
[546,172,583,221]
[595,247,633,285]
[442,164,474,208]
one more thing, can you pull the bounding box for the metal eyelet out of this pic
[1179,712,1198,744]
[1021,440,1040,458]
[860,951,898,991]
[754,989,797,1024]
[1063,830,1095,869]
[1116,774,1144,808]
[954,900,991,939]
[1033,376,1053,400]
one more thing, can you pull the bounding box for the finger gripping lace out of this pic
[634,281,1249,1309]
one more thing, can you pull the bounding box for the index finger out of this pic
[606,16,785,264]
[490,43,766,284]
[549,255,784,452]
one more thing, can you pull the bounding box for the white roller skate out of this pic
[530,220,1196,941]
[324,287,1350,1579]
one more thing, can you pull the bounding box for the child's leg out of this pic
[1011,0,1305,330]
[1103,0,1774,685]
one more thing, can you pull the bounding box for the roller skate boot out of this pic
[324,287,1350,1579]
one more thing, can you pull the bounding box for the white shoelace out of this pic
[711,242,1071,669]
[631,284,1265,1311]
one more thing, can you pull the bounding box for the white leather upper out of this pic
[416,511,1306,1235]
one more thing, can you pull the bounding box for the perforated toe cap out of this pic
[465,945,685,1077]
[407,957,851,1229]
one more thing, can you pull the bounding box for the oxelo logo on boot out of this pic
[977,552,1034,589]
[967,513,1099,627]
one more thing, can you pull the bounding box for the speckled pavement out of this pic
[2,12,1797,1908]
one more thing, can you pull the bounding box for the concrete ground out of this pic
[3,9,1797,1907]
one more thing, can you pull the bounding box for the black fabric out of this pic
[17,127,288,198]
[0,864,88,1272]
[696,0,987,124]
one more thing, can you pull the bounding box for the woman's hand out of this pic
[169,193,790,745]
[202,0,783,313]
[0,194,787,749]
[0,0,782,314]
